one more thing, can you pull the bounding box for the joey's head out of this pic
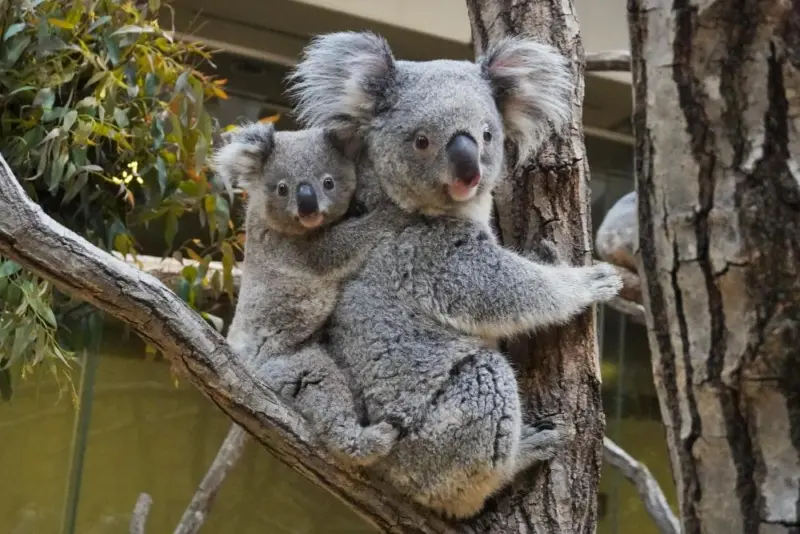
[288,32,573,220]
[212,122,360,235]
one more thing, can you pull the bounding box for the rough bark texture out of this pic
[467,1,605,532]
[629,0,800,532]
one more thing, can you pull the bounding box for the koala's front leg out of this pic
[425,239,622,339]
[254,345,400,466]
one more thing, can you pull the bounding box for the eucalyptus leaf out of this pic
[3,23,26,41]
[0,261,22,278]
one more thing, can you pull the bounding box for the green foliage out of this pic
[0,0,238,400]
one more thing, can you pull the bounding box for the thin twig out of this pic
[603,437,680,534]
[173,425,249,534]
[586,50,631,72]
[129,493,153,534]
[605,296,646,324]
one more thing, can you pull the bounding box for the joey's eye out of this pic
[277,183,288,197]
[323,177,335,190]
[483,129,492,143]
[414,135,430,150]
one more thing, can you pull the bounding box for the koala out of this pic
[288,32,623,518]
[212,121,403,466]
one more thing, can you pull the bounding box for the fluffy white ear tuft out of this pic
[211,121,275,190]
[286,32,396,134]
[480,38,573,162]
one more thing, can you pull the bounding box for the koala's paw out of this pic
[579,262,623,303]
[519,415,574,462]
[356,421,401,461]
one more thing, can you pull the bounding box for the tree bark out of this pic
[467,1,604,532]
[629,0,800,532]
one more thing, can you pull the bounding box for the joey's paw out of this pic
[582,262,623,303]
[360,421,401,457]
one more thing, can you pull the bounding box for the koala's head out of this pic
[212,122,360,235]
[287,32,572,219]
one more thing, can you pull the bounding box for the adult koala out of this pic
[288,32,621,518]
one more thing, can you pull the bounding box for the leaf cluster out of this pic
[0,0,240,399]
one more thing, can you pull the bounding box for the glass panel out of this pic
[0,367,79,533]
[72,322,377,534]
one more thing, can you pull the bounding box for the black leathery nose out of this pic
[296,183,319,216]
[446,133,480,184]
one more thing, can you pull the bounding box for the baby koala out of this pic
[213,121,400,466]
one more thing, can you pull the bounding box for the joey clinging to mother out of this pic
[212,122,404,466]
[288,32,622,518]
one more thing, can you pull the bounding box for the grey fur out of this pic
[289,32,622,518]
[214,121,405,466]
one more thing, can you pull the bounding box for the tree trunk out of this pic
[467,1,604,533]
[629,0,800,532]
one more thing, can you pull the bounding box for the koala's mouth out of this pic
[446,176,481,202]
[298,213,325,229]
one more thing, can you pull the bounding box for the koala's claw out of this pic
[518,415,573,464]
[529,419,556,432]
[582,262,623,303]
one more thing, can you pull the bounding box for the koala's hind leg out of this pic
[254,345,400,466]
[391,349,530,519]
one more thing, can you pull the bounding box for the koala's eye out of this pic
[277,183,288,197]
[323,177,335,190]
[483,129,493,143]
[414,135,430,150]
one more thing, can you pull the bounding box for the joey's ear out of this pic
[479,38,573,162]
[211,121,276,190]
[287,31,396,134]
[324,128,364,161]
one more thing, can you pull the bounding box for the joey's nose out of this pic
[296,183,319,216]
[446,134,480,187]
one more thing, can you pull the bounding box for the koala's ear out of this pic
[211,121,276,190]
[324,128,364,161]
[287,32,396,134]
[479,38,573,162]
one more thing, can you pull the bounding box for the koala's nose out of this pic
[446,134,480,187]
[296,183,319,216]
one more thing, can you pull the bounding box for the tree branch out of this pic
[0,154,456,533]
[605,296,646,325]
[129,493,153,534]
[585,50,631,72]
[173,425,249,534]
[603,438,679,534]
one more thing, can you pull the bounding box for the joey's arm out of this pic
[423,239,621,338]
[299,209,397,276]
